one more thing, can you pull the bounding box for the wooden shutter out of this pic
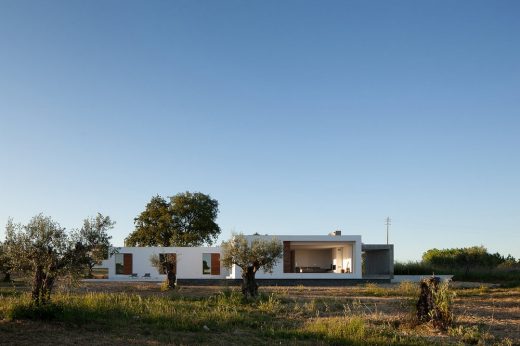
[123,254,133,275]
[211,253,220,275]
[283,241,291,273]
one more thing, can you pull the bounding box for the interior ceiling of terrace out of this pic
[290,242,353,249]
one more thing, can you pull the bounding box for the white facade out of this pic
[99,246,227,280]
[98,234,363,280]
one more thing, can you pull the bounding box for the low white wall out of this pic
[391,275,454,283]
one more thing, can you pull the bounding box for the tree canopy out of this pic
[74,213,116,277]
[5,215,88,304]
[126,192,220,247]
[422,246,507,274]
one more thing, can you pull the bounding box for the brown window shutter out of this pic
[283,241,291,273]
[123,254,133,275]
[211,253,220,275]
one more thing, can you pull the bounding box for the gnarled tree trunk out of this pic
[162,261,176,289]
[241,266,258,298]
[43,275,55,303]
[166,269,176,289]
[32,266,45,305]
[32,266,56,305]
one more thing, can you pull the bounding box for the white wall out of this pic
[343,245,353,273]
[99,246,227,280]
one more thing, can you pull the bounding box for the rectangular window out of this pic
[202,253,211,275]
[115,253,132,275]
[115,254,124,274]
[202,253,220,275]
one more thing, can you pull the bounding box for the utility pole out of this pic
[385,217,391,244]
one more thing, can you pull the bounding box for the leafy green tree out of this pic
[169,192,220,246]
[5,215,88,305]
[0,240,12,282]
[126,196,171,246]
[499,254,519,268]
[221,233,283,298]
[126,192,220,247]
[74,213,116,278]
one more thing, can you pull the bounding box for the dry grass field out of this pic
[0,281,518,345]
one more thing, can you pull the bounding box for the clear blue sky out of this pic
[1,1,519,261]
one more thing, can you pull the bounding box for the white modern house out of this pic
[96,231,393,282]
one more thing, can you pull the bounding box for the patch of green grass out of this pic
[6,301,64,321]
[1,292,254,333]
[256,293,281,313]
[275,316,433,345]
[454,285,491,297]
[359,282,419,297]
[0,288,22,298]
[448,325,494,345]
[303,316,366,341]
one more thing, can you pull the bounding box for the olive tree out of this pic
[74,213,116,278]
[150,253,177,289]
[221,233,283,298]
[5,215,87,305]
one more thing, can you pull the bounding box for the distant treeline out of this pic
[395,246,520,285]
